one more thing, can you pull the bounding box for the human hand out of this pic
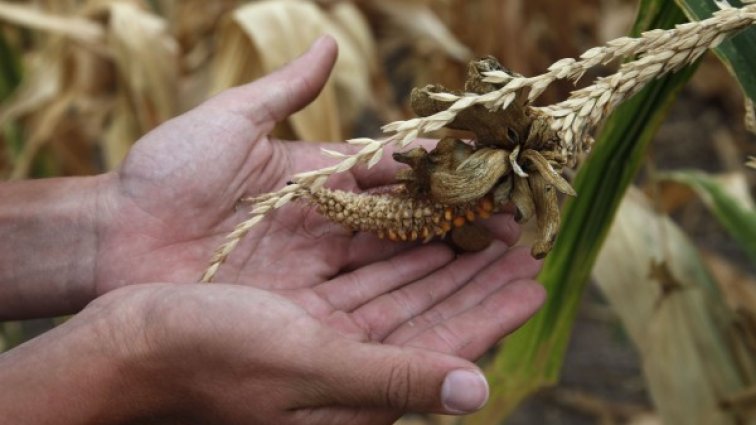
[1,34,546,422]
[94,35,528,294]
[94,34,546,378]
[95,35,414,292]
[0,277,542,425]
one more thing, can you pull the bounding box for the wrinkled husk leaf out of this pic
[594,188,756,425]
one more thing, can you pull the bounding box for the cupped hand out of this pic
[93,270,543,424]
[93,33,546,368]
[7,35,550,425]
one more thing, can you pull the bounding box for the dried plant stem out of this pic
[0,2,103,44]
[201,3,756,283]
[200,185,304,283]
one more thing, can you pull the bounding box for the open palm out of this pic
[96,36,420,292]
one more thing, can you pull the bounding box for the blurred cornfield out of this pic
[1,1,755,424]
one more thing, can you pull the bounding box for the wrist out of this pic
[0,293,172,424]
[89,285,198,422]
[0,173,114,319]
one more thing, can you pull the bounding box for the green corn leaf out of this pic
[661,170,756,264]
[675,0,756,103]
[464,2,699,423]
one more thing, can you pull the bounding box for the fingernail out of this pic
[441,369,489,414]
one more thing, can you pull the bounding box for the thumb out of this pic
[314,340,489,415]
[206,34,338,126]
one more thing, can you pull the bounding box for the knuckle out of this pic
[432,322,466,353]
[384,359,416,410]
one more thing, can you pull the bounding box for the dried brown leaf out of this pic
[528,173,560,258]
[429,148,508,204]
[594,188,755,425]
[102,96,139,170]
[0,50,62,128]
[371,0,472,63]
[702,252,756,342]
[327,2,377,122]
[107,2,178,130]
[511,175,535,223]
[10,93,74,179]
[211,0,373,142]
[0,1,103,44]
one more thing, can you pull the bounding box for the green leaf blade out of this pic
[662,170,756,264]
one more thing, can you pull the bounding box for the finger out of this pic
[122,35,336,207]
[351,241,510,341]
[313,244,454,312]
[154,36,338,203]
[384,247,542,345]
[205,35,338,128]
[289,407,398,425]
[310,339,489,415]
[342,232,423,271]
[402,280,545,360]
